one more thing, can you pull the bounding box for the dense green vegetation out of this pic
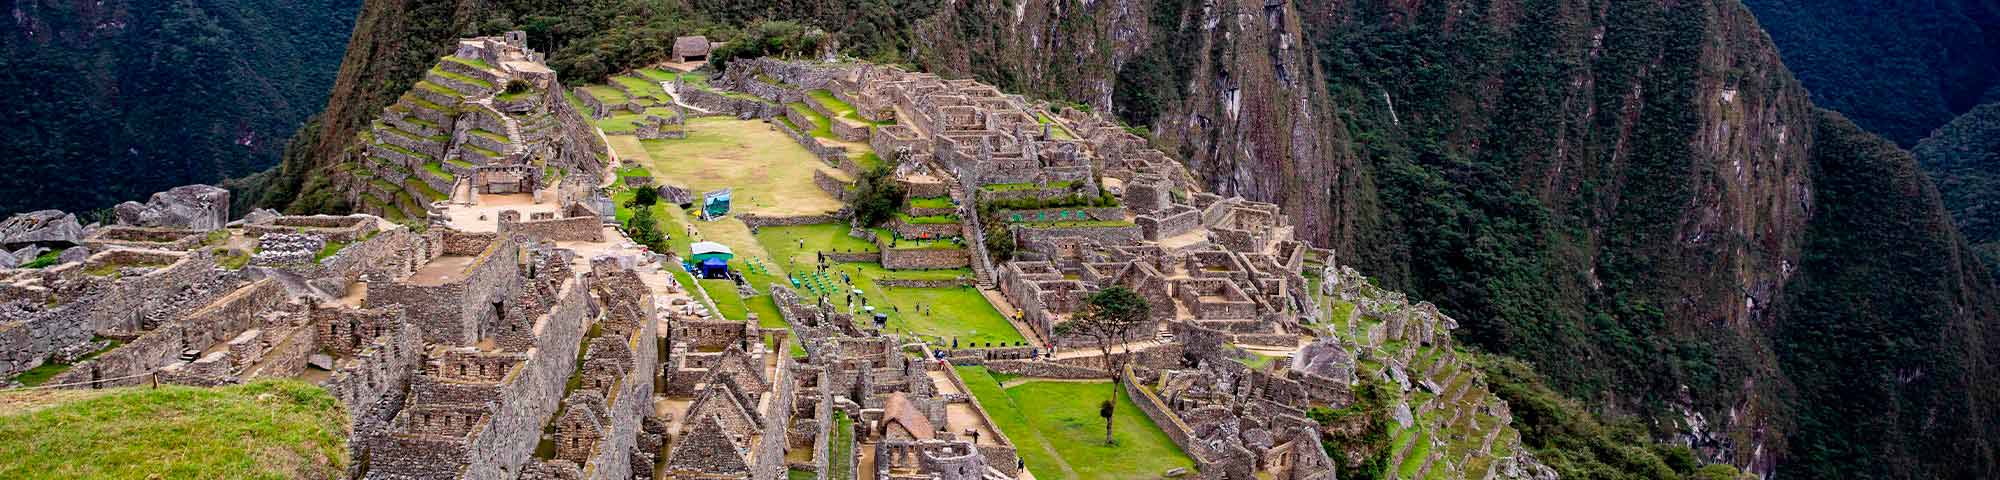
[1914,102,2000,278]
[1773,111,2000,479]
[1742,0,2000,146]
[1313,0,1732,425]
[1480,356,1696,479]
[0,380,348,479]
[0,0,358,217]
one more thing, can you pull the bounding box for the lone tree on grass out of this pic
[1100,399,1117,445]
[1054,286,1151,379]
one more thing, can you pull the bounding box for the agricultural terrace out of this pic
[754,224,1024,346]
[955,366,1196,480]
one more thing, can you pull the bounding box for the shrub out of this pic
[632,186,659,206]
[503,79,533,95]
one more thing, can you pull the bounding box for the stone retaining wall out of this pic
[995,207,1125,224]
[880,247,969,270]
[874,278,971,289]
[887,217,962,240]
[823,251,882,263]
[740,213,844,229]
[813,169,854,201]
[985,360,1110,379]
[773,116,854,169]
[1012,223,1141,248]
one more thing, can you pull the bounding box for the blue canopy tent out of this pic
[689,241,734,278]
[698,258,730,279]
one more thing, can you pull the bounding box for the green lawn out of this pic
[788,102,835,138]
[830,410,855,480]
[807,89,891,126]
[955,367,1196,480]
[896,212,961,224]
[755,224,1022,345]
[0,380,347,479]
[908,196,955,209]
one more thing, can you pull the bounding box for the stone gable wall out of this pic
[580,297,659,480]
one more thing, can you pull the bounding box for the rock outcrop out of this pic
[113,184,232,231]
[0,210,83,249]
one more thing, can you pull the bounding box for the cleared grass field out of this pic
[955,367,1196,480]
[0,380,347,479]
[626,117,845,216]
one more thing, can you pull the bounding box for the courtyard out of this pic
[955,366,1196,480]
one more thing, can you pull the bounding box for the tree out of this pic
[1099,399,1116,445]
[626,205,666,252]
[850,165,904,227]
[1053,286,1151,378]
[632,186,659,207]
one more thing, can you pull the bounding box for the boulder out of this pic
[57,247,89,265]
[308,353,335,370]
[243,208,281,226]
[0,250,17,269]
[11,246,44,264]
[113,184,231,231]
[0,210,83,248]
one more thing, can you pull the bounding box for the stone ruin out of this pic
[338,32,607,222]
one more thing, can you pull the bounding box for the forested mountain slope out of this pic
[1914,102,2000,278]
[1741,0,2000,146]
[248,0,2000,476]
[0,0,357,217]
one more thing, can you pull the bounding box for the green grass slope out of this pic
[0,380,349,479]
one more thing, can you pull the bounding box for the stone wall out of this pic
[679,87,783,119]
[752,351,801,480]
[1138,207,1203,241]
[740,213,845,229]
[880,247,969,270]
[367,234,518,345]
[823,251,882,263]
[50,279,288,388]
[502,214,604,243]
[323,320,423,441]
[994,207,1126,224]
[773,116,855,169]
[580,292,659,480]
[1011,223,1141,248]
[886,216,962,240]
[1122,367,1224,480]
[813,169,854,202]
[983,360,1109,379]
[874,278,971,289]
